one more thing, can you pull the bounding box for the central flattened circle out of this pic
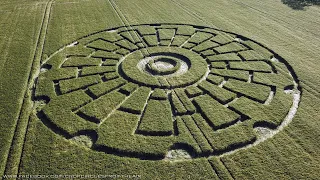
[140,54,187,77]
[120,46,208,88]
[146,56,182,76]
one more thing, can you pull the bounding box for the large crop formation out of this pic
[34,23,300,162]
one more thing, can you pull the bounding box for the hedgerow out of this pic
[211,69,249,81]
[88,78,126,97]
[229,91,292,127]
[188,31,213,44]
[87,39,119,51]
[91,51,122,59]
[62,57,101,67]
[65,45,94,57]
[207,53,241,62]
[229,61,272,72]
[242,40,273,59]
[116,39,138,51]
[192,40,219,53]
[158,77,170,88]
[185,86,203,98]
[102,59,118,66]
[223,79,271,103]
[181,115,213,154]
[176,25,195,36]
[120,31,143,44]
[208,157,234,179]
[158,29,175,40]
[78,90,126,122]
[59,75,101,94]
[194,95,240,129]
[150,88,167,100]
[143,35,158,46]
[138,99,173,136]
[175,117,202,155]
[171,35,190,47]
[104,72,119,80]
[191,113,255,152]
[96,110,173,157]
[115,48,130,55]
[253,71,293,88]
[198,80,236,103]
[42,90,96,135]
[78,31,122,45]
[211,61,226,69]
[201,49,216,56]
[210,34,234,44]
[159,40,171,46]
[206,74,224,85]
[81,66,116,76]
[171,92,188,115]
[213,42,247,54]
[182,42,196,49]
[119,82,138,95]
[120,87,151,114]
[135,25,157,35]
[238,50,265,61]
[174,89,196,113]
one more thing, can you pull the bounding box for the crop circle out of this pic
[35,23,300,160]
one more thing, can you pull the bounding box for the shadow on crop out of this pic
[281,0,320,10]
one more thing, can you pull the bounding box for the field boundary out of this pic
[2,0,54,178]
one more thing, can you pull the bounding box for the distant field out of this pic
[1,0,320,179]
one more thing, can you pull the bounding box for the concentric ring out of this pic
[120,47,208,89]
[146,56,181,76]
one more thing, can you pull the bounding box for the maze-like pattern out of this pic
[35,24,299,159]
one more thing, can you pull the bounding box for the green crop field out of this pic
[1,0,320,179]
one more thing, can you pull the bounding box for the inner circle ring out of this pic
[119,46,208,89]
[146,56,182,76]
